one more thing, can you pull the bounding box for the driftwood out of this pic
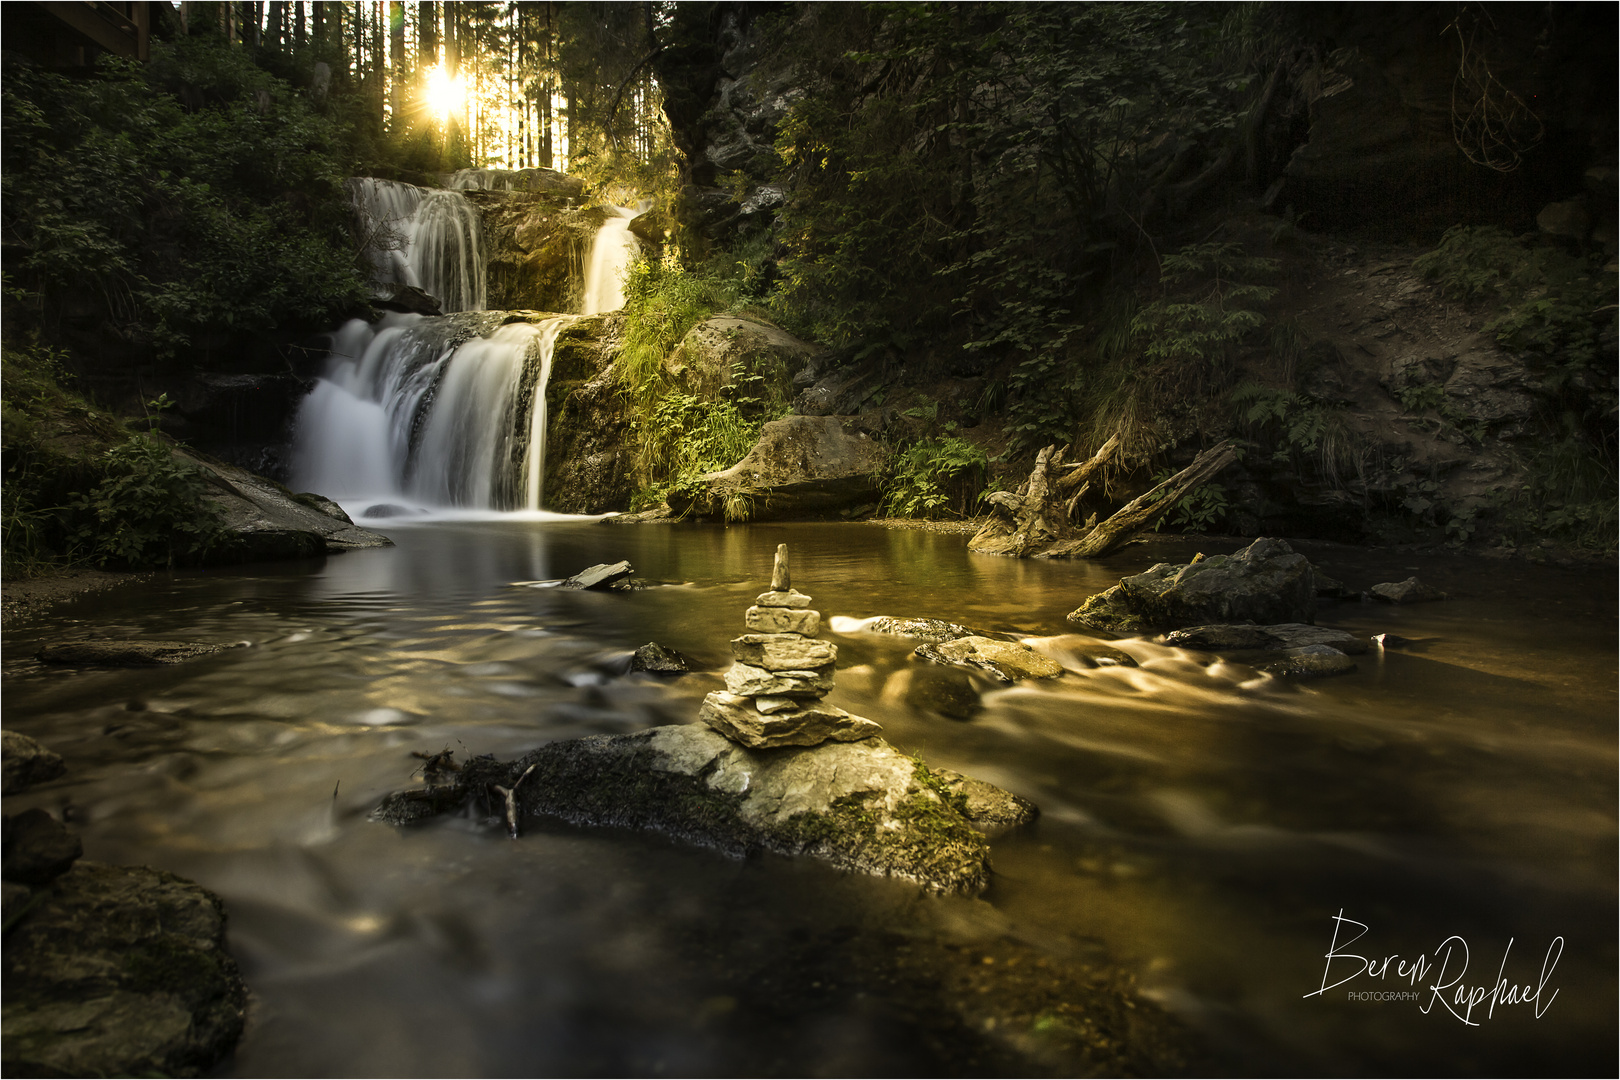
[969,438,1237,560]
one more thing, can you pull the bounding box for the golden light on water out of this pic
[424,65,465,122]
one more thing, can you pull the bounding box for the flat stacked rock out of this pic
[700,544,882,749]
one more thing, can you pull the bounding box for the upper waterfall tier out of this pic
[348,178,487,313]
[581,206,641,315]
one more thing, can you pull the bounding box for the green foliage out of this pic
[1132,243,1279,364]
[1,341,229,574]
[2,40,368,358]
[68,436,231,569]
[616,256,747,402]
[1231,380,1367,486]
[1148,473,1231,532]
[881,438,989,519]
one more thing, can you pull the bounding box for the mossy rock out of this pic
[2,862,246,1078]
[372,725,1037,894]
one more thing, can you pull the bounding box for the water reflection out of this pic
[2,524,1613,1075]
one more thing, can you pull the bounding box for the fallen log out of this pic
[1045,441,1239,559]
[967,434,1120,557]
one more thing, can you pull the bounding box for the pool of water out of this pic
[3,520,1614,1075]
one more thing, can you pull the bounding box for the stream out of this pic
[2,521,1614,1076]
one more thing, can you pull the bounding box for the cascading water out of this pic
[580,206,641,315]
[294,191,640,516]
[291,311,578,515]
[347,178,487,313]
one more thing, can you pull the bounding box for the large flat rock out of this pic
[182,450,393,562]
[372,725,1037,895]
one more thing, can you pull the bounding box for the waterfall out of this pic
[580,207,641,315]
[347,178,487,313]
[290,312,577,515]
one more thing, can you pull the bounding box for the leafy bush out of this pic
[616,256,746,402]
[2,40,367,358]
[881,437,988,518]
[69,436,231,568]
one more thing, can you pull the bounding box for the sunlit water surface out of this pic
[3,522,1614,1075]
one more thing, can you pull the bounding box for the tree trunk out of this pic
[1045,442,1238,559]
[968,436,1119,556]
[419,1,436,65]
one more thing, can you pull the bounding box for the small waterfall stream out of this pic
[297,178,641,516]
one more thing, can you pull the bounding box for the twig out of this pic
[492,764,537,839]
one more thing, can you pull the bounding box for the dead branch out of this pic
[1046,441,1238,559]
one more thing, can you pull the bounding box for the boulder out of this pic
[2,732,65,792]
[36,640,239,666]
[666,415,888,521]
[1,862,246,1078]
[663,316,813,404]
[903,667,983,721]
[181,450,393,561]
[2,810,82,885]
[699,692,882,749]
[914,637,1064,683]
[1067,538,1315,633]
[1369,577,1446,604]
[371,725,1037,894]
[630,642,689,674]
[1261,645,1358,679]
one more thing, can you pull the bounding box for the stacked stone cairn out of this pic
[699,544,883,750]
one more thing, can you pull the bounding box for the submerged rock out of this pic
[667,415,888,521]
[2,809,82,885]
[630,642,689,674]
[36,640,240,666]
[1369,576,1447,604]
[1068,538,1316,633]
[2,731,65,792]
[1,861,246,1078]
[859,617,996,644]
[1261,644,1358,679]
[914,637,1064,683]
[372,724,1036,894]
[1160,623,1369,655]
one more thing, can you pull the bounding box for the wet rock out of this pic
[1373,632,1412,648]
[1261,645,1357,679]
[744,605,821,636]
[915,637,1064,682]
[731,632,837,670]
[372,724,1036,894]
[723,662,835,698]
[1369,577,1447,604]
[36,641,238,666]
[373,283,443,316]
[1068,538,1315,633]
[291,492,354,523]
[1160,623,1368,655]
[930,769,1037,834]
[1159,624,1281,651]
[904,667,983,721]
[861,617,995,644]
[667,415,888,521]
[2,810,82,885]
[630,642,689,674]
[2,731,65,792]
[699,692,882,749]
[1313,570,1358,599]
[360,503,418,519]
[560,560,633,590]
[1,861,246,1078]
[180,451,392,559]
